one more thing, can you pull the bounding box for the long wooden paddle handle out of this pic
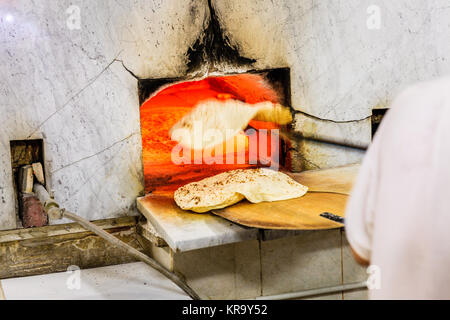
[254,103,293,125]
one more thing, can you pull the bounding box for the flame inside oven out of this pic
[140,73,284,195]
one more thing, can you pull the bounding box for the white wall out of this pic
[215,0,450,169]
[0,0,209,229]
[216,0,450,120]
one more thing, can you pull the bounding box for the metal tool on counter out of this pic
[33,183,200,300]
[320,212,345,224]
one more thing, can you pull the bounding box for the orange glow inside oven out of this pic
[140,73,282,195]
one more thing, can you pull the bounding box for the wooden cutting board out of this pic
[210,165,360,230]
[212,192,347,230]
[289,164,358,196]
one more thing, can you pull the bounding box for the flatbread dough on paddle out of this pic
[174,168,308,213]
[169,99,292,150]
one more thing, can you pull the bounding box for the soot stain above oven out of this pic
[187,0,256,73]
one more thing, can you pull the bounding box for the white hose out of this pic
[33,183,200,300]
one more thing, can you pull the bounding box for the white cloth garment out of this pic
[345,76,450,300]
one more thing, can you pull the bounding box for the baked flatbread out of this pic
[174,168,308,213]
[169,99,292,150]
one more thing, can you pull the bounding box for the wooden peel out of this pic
[210,165,360,230]
[212,192,347,230]
[289,165,359,196]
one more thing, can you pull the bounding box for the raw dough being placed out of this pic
[169,99,292,150]
[174,168,308,213]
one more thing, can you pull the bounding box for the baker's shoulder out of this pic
[399,76,450,102]
[387,76,450,116]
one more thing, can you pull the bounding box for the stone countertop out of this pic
[137,195,259,252]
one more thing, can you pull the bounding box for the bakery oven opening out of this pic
[139,69,292,195]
